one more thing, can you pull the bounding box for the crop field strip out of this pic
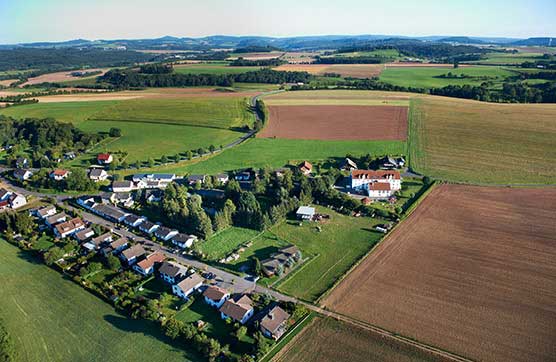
[0,240,200,362]
[323,184,556,362]
[273,63,384,78]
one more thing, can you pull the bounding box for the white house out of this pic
[172,273,204,299]
[260,306,290,340]
[54,218,86,238]
[219,295,254,325]
[45,212,67,226]
[14,169,33,181]
[123,214,145,228]
[203,285,230,308]
[50,169,70,181]
[88,168,108,182]
[215,173,229,184]
[138,220,159,234]
[97,153,113,165]
[349,170,401,193]
[132,252,166,276]
[158,261,187,284]
[367,182,394,198]
[154,226,178,241]
[112,181,133,193]
[35,205,57,219]
[171,233,197,249]
[296,206,315,220]
[8,193,27,209]
[120,244,146,265]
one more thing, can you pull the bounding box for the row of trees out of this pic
[229,58,284,67]
[99,68,312,88]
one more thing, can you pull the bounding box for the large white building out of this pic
[349,170,401,198]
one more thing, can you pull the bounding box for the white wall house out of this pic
[350,170,401,193]
[203,286,230,308]
[172,274,204,299]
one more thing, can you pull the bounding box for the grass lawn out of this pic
[0,96,253,164]
[467,52,546,65]
[271,206,384,302]
[198,226,262,261]
[174,62,261,75]
[138,138,406,176]
[379,66,515,88]
[176,297,255,354]
[0,240,200,362]
[409,96,556,184]
[272,316,441,362]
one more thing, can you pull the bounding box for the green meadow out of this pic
[379,66,515,88]
[174,62,261,75]
[0,240,200,362]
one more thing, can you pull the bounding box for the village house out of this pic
[123,214,145,228]
[83,232,113,252]
[35,205,57,219]
[132,173,176,189]
[219,295,254,324]
[261,245,301,277]
[74,228,95,243]
[171,233,197,249]
[154,226,179,241]
[215,173,229,184]
[15,157,29,169]
[6,193,27,210]
[50,169,70,181]
[14,169,33,181]
[203,285,230,308]
[158,261,187,284]
[97,153,113,165]
[76,195,98,209]
[349,170,401,196]
[112,180,134,193]
[107,237,129,253]
[54,217,85,238]
[110,193,134,207]
[91,204,129,222]
[187,174,206,186]
[145,189,163,203]
[296,206,315,220]
[340,157,358,171]
[88,168,108,182]
[260,305,290,340]
[133,252,166,276]
[45,212,68,226]
[120,244,146,265]
[368,182,394,199]
[298,161,313,175]
[377,156,405,170]
[172,273,204,299]
[138,220,159,234]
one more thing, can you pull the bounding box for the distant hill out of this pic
[437,36,485,44]
[510,37,555,47]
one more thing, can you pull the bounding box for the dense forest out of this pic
[314,56,385,64]
[0,48,153,72]
[99,68,312,88]
[229,58,285,66]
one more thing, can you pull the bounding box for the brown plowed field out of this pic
[259,105,408,140]
[21,68,109,86]
[323,184,556,362]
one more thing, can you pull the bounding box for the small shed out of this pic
[296,206,315,220]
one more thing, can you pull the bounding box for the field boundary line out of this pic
[316,182,438,305]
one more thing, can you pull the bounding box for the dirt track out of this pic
[259,105,408,140]
[323,184,556,362]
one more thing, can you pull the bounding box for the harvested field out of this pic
[384,63,470,67]
[259,105,408,141]
[274,64,383,78]
[323,184,556,362]
[272,316,446,362]
[227,52,284,60]
[21,68,109,86]
[0,79,17,86]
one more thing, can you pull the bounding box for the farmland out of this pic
[323,184,556,362]
[0,93,255,163]
[174,62,261,74]
[0,240,200,362]
[410,95,556,184]
[21,68,109,86]
[272,316,445,362]
[133,138,405,176]
[271,206,384,302]
[465,52,547,65]
[260,105,408,141]
[379,65,515,88]
[274,64,384,78]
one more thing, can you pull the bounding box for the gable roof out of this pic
[89,168,107,177]
[55,218,84,235]
[299,161,312,171]
[158,261,187,278]
[37,205,56,217]
[155,226,176,238]
[109,237,128,249]
[260,305,290,334]
[176,273,204,293]
[75,228,94,241]
[368,182,391,191]
[203,285,228,302]
[135,252,166,271]
[51,169,69,177]
[219,295,253,321]
[121,244,146,260]
[97,153,112,161]
[46,212,67,225]
[112,180,133,189]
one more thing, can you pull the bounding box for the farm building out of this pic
[296,206,315,220]
[340,158,358,171]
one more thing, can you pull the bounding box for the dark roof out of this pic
[109,237,128,249]
[176,273,204,292]
[92,204,128,220]
[172,233,197,243]
[155,226,176,238]
[89,168,106,177]
[37,205,56,217]
[124,214,143,224]
[139,220,157,231]
[219,295,253,321]
[158,261,187,278]
[75,228,94,241]
[122,244,146,260]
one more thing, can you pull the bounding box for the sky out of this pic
[1,0,555,44]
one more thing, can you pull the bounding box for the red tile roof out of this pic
[136,252,166,271]
[351,170,400,180]
[368,182,391,191]
[97,153,112,161]
[51,169,69,176]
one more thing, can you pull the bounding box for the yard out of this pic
[198,226,262,261]
[0,240,201,362]
[271,206,384,302]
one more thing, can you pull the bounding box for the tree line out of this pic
[229,58,285,66]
